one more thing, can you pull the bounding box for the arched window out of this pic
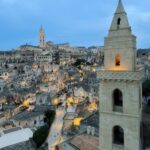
[117,18,121,25]
[115,54,121,66]
[117,18,121,29]
[113,89,123,112]
[113,126,124,145]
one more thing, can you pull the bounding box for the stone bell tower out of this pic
[39,26,46,48]
[97,0,145,150]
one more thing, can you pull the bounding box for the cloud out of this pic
[127,6,150,23]
[0,0,150,50]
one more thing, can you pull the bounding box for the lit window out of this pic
[115,55,121,66]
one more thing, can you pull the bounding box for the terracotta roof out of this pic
[70,134,99,150]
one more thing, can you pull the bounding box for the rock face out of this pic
[98,0,144,150]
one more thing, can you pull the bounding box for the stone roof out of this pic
[1,139,36,150]
[81,111,99,129]
[69,134,99,150]
[115,0,126,14]
[0,128,33,149]
[12,105,51,121]
[3,127,21,134]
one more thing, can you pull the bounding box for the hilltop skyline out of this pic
[0,0,150,50]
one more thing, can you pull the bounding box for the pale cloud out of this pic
[0,0,150,50]
[127,6,150,23]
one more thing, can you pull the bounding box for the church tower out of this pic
[39,26,46,48]
[97,0,145,150]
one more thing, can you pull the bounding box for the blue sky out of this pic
[0,0,150,50]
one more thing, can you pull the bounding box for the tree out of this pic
[45,110,56,127]
[33,125,49,148]
[73,59,86,67]
[33,109,56,148]
[143,80,150,97]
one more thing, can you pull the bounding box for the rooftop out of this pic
[0,128,33,149]
[1,139,36,150]
[12,105,51,121]
[3,127,21,134]
[69,134,99,150]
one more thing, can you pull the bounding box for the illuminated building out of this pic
[97,0,145,149]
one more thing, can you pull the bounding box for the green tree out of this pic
[73,59,86,67]
[33,125,49,148]
[33,110,56,148]
[45,110,56,127]
[143,80,150,97]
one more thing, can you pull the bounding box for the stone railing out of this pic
[97,69,145,81]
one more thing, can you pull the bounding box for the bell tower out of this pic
[97,0,145,150]
[104,0,136,72]
[39,26,46,48]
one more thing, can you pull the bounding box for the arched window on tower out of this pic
[113,89,123,112]
[117,18,121,29]
[115,54,121,66]
[113,126,124,146]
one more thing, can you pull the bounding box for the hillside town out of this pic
[0,0,150,150]
[0,26,150,150]
[0,26,104,150]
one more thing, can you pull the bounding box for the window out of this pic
[139,86,141,108]
[117,18,121,25]
[10,84,14,89]
[113,126,124,145]
[113,89,123,112]
[34,120,37,125]
[117,18,121,29]
[40,99,42,104]
[115,54,121,66]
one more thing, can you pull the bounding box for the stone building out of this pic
[12,105,50,128]
[34,53,52,63]
[97,0,145,150]
[39,26,46,48]
[0,80,5,93]
[0,128,34,149]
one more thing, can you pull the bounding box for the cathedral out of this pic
[98,0,145,150]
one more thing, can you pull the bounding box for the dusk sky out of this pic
[0,0,150,50]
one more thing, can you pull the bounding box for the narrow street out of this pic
[46,107,66,150]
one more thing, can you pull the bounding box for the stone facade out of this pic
[97,0,144,150]
[39,26,46,48]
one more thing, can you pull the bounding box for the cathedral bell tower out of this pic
[97,0,145,150]
[39,26,46,48]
